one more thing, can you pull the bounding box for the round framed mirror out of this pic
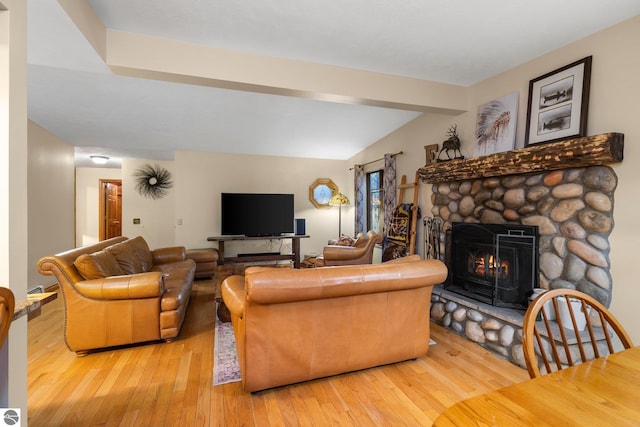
[309,178,338,209]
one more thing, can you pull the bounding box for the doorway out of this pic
[99,179,122,240]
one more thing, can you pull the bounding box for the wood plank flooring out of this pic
[27,274,529,426]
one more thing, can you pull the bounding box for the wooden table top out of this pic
[433,346,640,426]
[13,291,58,321]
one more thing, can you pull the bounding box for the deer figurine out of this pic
[438,124,464,161]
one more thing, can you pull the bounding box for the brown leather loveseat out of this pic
[37,236,195,356]
[222,255,447,392]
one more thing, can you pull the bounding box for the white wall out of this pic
[75,167,122,247]
[173,150,350,259]
[77,152,350,260]
[28,121,75,290]
[348,15,640,343]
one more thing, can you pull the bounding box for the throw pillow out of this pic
[105,240,145,274]
[127,236,154,271]
[74,250,124,280]
[335,235,356,246]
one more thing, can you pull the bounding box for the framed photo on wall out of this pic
[525,56,592,146]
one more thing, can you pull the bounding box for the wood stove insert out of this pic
[445,223,539,309]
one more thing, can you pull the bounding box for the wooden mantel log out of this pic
[418,132,624,184]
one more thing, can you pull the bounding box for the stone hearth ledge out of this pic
[431,286,531,368]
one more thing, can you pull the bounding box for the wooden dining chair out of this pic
[522,288,633,378]
[0,286,15,350]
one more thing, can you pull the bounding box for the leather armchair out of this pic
[315,230,382,267]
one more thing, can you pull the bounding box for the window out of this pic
[367,170,384,233]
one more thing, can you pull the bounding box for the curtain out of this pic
[383,153,397,236]
[354,164,366,234]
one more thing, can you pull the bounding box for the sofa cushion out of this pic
[106,240,144,274]
[127,236,154,271]
[154,259,196,311]
[74,250,124,280]
[105,236,154,273]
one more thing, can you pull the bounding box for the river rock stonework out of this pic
[431,288,529,368]
[430,166,616,306]
[428,166,617,367]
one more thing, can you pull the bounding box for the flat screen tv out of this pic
[221,193,294,237]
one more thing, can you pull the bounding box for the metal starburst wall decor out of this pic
[134,164,173,199]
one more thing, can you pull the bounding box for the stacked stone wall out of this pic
[428,165,617,367]
[429,165,616,306]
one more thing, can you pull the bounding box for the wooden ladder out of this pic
[396,172,420,255]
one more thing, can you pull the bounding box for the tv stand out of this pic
[237,252,280,257]
[206,235,310,268]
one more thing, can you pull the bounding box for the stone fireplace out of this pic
[418,132,624,367]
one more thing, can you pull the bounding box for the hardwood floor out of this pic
[27,275,529,426]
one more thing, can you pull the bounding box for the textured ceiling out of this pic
[26,0,640,167]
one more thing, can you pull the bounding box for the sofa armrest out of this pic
[74,272,164,300]
[221,275,246,319]
[152,246,186,265]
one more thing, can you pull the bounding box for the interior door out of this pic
[99,180,122,240]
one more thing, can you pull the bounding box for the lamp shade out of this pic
[329,193,350,207]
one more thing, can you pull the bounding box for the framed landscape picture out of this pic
[525,56,592,146]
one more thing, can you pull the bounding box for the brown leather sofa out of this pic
[37,236,195,356]
[315,230,383,267]
[222,255,447,392]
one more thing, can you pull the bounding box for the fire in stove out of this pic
[469,251,510,280]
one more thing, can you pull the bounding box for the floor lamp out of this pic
[329,193,350,238]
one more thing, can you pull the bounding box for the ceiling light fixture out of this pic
[90,155,109,165]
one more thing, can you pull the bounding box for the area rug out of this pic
[213,313,241,386]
